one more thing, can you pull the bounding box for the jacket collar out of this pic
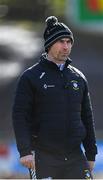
[39,53,72,71]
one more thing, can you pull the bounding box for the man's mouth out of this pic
[62,53,68,56]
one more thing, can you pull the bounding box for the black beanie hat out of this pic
[44,16,74,52]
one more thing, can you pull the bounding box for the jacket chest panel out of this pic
[33,70,83,104]
[64,79,83,103]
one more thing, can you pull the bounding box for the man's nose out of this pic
[63,42,68,49]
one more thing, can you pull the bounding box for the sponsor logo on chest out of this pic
[43,84,55,89]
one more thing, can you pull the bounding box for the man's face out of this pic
[48,38,72,63]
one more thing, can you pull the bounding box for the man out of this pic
[12,16,97,179]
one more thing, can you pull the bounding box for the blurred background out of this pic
[0,0,103,178]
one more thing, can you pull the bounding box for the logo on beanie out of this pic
[47,30,50,35]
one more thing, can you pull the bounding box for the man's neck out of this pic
[47,54,65,65]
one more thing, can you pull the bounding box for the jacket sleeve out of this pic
[12,72,34,157]
[81,78,98,161]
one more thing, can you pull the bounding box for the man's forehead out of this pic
[59,37,71,41]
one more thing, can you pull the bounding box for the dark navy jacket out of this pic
[12,54,97,160]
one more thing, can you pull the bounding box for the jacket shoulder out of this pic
[26,62,40,73]
[69,65,87,81]
[21,61,41,78]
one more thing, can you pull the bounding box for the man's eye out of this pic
[59,40,64,43]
